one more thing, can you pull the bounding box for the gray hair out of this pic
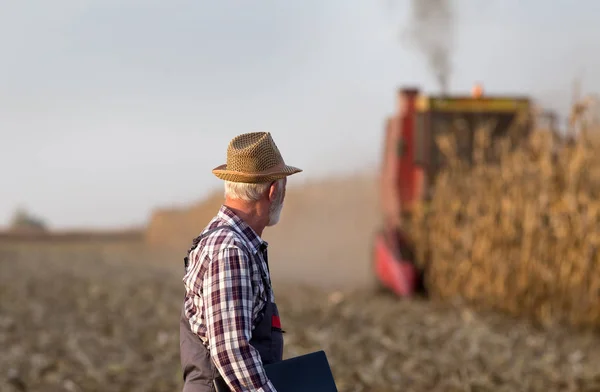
[224,179,284,202]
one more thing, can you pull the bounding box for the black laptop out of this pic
[214,350,338,392]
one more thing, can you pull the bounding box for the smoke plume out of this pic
[404,0,455,93]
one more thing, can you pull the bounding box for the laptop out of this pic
[214,350,338,392]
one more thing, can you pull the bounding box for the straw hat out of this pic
[212,132,302,183]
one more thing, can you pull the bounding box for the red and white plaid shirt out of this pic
[183,205,276,392]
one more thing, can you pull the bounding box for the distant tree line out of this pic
[9,208,48,233]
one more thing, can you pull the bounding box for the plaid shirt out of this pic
[183,205,276,392]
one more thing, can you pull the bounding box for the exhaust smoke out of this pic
[404,0,456,94]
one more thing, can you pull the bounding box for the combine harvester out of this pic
[373,84,553,297]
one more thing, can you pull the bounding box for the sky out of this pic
[1,0,599,229]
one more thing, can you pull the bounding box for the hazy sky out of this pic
[1,0,599,229]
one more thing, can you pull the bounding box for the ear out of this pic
[268,181,278,202]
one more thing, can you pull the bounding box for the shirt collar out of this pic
[216,205,267,254]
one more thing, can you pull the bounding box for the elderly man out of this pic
[180,132,302,392]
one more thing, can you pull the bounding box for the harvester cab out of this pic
[374,84,533,297]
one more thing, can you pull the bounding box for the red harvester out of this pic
[373,84,537,297]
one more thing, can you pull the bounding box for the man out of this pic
[180,132,302,392]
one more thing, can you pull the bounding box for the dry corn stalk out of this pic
[408,125,600,329]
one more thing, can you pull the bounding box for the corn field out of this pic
[409,125,600,329]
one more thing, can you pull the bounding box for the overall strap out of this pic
[183,225,237,271]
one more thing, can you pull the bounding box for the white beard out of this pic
[267,189,284,227]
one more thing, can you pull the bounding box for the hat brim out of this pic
[212,164,302,183]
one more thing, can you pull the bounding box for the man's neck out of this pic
[223,199,267,237]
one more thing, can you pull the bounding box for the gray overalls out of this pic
[180,226,284,391]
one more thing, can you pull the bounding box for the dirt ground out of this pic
[2,175,600,392]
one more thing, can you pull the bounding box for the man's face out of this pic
[267,179,286,227]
